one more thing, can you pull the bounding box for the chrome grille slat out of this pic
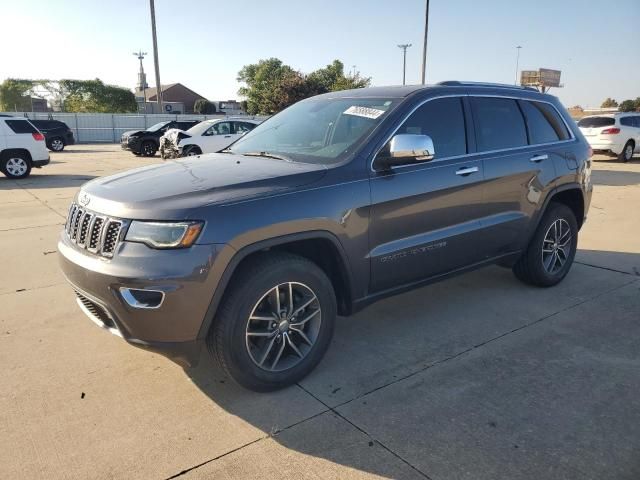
[64,202,126,258]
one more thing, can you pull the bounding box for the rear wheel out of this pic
[618,140,634,163]
[141,141,157,157]
[513,203,578,287]
[209,253,336,391]
[48,137,65,152]
[1,154,32,179]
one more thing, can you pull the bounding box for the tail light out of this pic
[588,147,593,158]
[601,128,620,134]
[32,132,45,141]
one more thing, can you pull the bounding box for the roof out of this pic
[137,83,208,100]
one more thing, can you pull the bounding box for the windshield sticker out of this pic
[343,106,386,119]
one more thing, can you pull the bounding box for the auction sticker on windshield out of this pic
[343,106,386,119]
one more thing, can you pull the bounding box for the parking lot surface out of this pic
[1,145,639,479]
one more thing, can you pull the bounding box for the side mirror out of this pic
[375,134,435,170]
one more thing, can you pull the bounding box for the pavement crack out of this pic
[12,184,68,220]
[575,260,639,276]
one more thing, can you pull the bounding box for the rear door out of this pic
[472,97,569,257]
[369,96,486,292]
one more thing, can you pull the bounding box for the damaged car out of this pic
[160,118,261,159]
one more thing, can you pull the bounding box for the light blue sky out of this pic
[2,0,638,107]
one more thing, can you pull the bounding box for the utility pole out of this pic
[514,46,522,85]
[420,0,430,84]
[133,50,148,112]
[149,0,162,113]
[397,44,412,85]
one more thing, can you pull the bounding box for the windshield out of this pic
[147,121,170,132]
[228,97,399,164]
[578,117,615,128]
[186,120,217,136]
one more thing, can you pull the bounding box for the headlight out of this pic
[125,221,203,249]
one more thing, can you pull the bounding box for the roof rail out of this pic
[437,81,538,92]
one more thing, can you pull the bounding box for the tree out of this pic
[618,99,637,112]
[601,98,618,108]
[194,99,217,114]
[0,79,37,111]
[237,58,372,115]
[59,79,137,113]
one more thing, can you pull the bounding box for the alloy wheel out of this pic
[625,144,633,161]
[51,139,64,151]
[5,157,28,177]
[542,218,571,274]
[245,282,321,372]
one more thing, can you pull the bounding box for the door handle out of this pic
[530,154,548,163]
[224,135,232,138]
[455,166,479,176]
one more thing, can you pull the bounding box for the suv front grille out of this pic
[65,203,127,257]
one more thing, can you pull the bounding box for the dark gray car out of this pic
[59,82,593,391]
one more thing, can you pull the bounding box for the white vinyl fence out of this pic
[1,112,266,143]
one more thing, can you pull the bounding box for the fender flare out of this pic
[196,230,354,340]
[533,182,585,232]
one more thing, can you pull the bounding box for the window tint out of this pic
[635,117,640,128]
[472,97,527,151]
[396,97,466,159]
[620,117,634,127]
[5,120,38,134]
[519,100,570,144]
[233,122,255,134]
[577,117,614,128]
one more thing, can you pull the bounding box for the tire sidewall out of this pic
[141,141,157,157]
[217,259,336,390]
[623,141,633,162]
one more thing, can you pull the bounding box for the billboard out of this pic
[539,69,561,87]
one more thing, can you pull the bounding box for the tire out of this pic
[183,146,201,157]
[1,154,32,179]
[209,252,336,391]
[618,140,634,163]
[48,137,65,152]
[141,141,157,157]
[513,203,578,287]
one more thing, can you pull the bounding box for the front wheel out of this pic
[141,141,157,157]
[209,253,336,391]
[513,203,578,287]
[1,154,32,179]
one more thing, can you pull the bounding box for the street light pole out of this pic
[420,0,430,84]
[514,45,522,85]
[149,0,162,113]
[398,44,412,85]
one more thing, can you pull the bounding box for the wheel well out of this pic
[549,189,584,229]
[234,238,352,315]
[0,149,32,162]
[184,145,202,153]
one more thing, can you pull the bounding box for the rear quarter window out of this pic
[620,117,634,127]
[471,97,528,151]
[5,120,38,134]
[519,100,570,144]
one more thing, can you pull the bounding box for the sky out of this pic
[1,0,638,108]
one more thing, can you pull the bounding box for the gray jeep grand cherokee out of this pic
[59,82,592,391]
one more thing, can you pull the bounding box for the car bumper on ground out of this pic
[58,231,225,367]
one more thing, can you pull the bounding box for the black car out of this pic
[30,120,75,152]
[121,120,201,157]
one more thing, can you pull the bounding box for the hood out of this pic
[79,153,327,219]
[122,129,145,138]
[163,128,191,145]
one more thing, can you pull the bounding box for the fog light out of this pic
[119,288,165,309]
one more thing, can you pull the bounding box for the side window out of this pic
[396,97,466,159]
[635,117,640,128]
[204,122,231,136]
[620,117,633,127]
[471,97,527,151]
[519,100,570,144]
[5,120,38,134]
[233,122,255,134]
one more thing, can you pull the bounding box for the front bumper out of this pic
[121,137,142,153]
[58,231,225,367]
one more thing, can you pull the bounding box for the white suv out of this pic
[578,113,640,162]
[0,116,50,178]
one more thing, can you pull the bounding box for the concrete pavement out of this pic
[1,145,638,479]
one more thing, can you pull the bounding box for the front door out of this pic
[369,96,486,293]
[200,121,234,153]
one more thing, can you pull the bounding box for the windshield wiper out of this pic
[242,151,291,161]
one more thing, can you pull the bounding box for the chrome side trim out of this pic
[370,93,577,173]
